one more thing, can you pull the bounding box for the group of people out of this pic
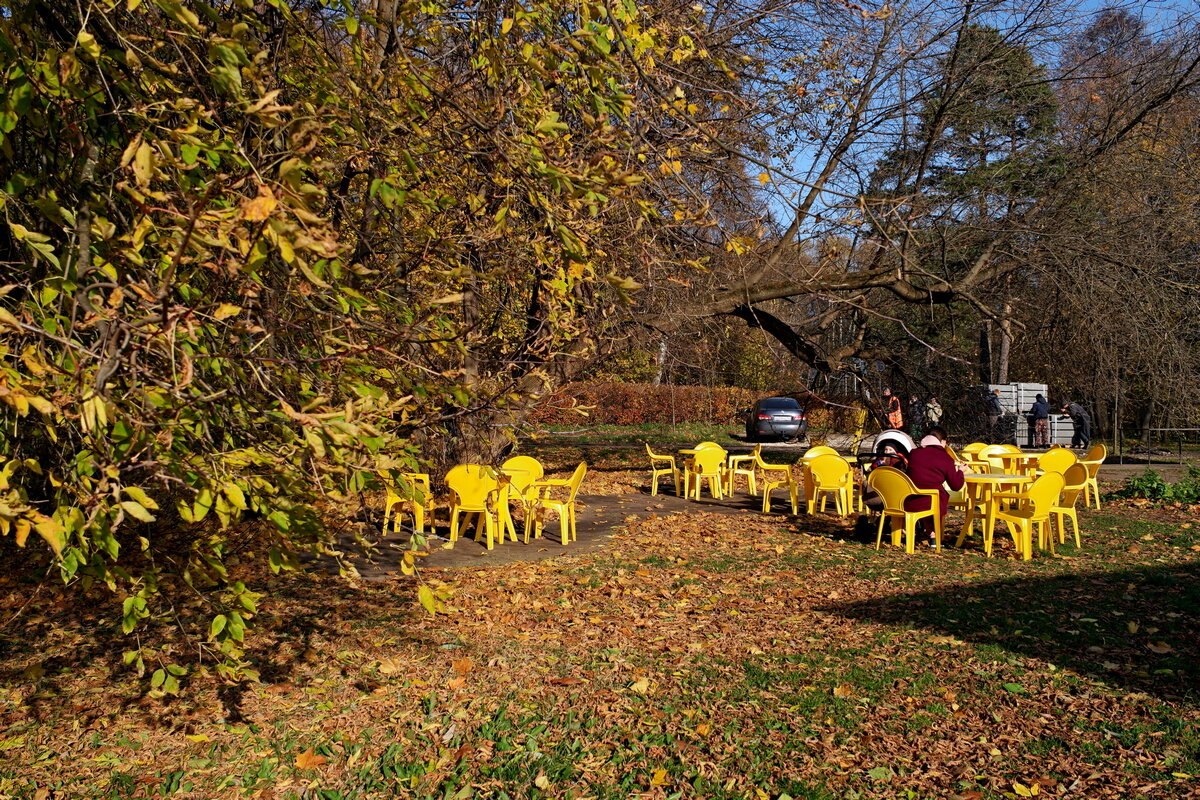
[883,386,1092,450]
[881,388,943,440]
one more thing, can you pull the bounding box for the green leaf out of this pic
[210,614,227,638]
[1002,683,1027,694]
[867,766,892,781]
[150,668,165,688]
[119,501,156,523]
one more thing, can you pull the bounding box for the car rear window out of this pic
[759,398,801,410]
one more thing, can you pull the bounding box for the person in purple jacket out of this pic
[904,426,965,546]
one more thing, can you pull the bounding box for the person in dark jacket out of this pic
[985,389,1004,442]
[904,426,965,546]
[1060,401,1092,449]
[1028,393,1050,447]
[907,394,926,439]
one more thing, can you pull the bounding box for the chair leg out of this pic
[650,473,659,497]
[933,513,943,552]
[904,518,916,554]
[875,515,886,550]
[789,484,799,514]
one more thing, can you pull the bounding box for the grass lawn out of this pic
[1,450,1199,799]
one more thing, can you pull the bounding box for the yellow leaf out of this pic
[452,658,474,676]
[430,293,465,305]
[1013,783,1031,797]
[133,142,155,188]
[500,17,514,34]
[76,30,101,58]
[694,722,711,736]
[213,303,242,321]
[650,768,668,786]
[295,747,327,770]
[630,676,650,695]
[241,185,277,221]
[417,584,437,614]
[832,683,853,697]
[533,774,550,790]
[185,734,209,742]
[758,171,770,185]
[14,518,31,547]
[378,658,403,675]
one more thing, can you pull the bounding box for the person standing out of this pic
[882,387,903,430]
[904,426,965,547]
[1028,393,1050,447]
[1061,401,1092,449]
[907,394,926,439]
[985,389,1004,442]
[925,397,943,427]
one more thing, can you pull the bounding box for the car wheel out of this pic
[745,425,757,442]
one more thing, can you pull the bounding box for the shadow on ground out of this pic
[822,562,1200,702]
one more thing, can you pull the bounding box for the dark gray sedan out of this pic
[745,396,808,441]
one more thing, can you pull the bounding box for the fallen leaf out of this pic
[630,677,650,695]
[534,773,550,789]
[650,768,669,786]
[832,684,853,697]
[1147,641,1174,654]
[452,658,474,675]
[295,748,327,769]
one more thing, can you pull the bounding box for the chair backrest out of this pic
[445,464,499,507]
[998,444,1022,454]
[809,454,850,486]
[803,445,839,459]
[1024,472,1066,518]
[692,448,726,474]
[961,442,987,456]
[1038,448,1078,474]
[694,441,724,451]
[1084,443,1107,463]
[379,470,430,502]
[645,443,670,461]
[564,462,588,501]
[1058,463,1088,508]
[946,444,961,463]
[501,456,544,493]
[867,466,920,514]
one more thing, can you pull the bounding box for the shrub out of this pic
[1111,466,1200,505]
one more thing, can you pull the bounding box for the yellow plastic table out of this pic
[993,452,1041,477]
[956,473,1032,556]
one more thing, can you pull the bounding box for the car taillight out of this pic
[758,414,772,420]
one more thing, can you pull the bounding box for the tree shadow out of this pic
[822,562,1200,701]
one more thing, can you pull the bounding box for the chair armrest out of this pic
[913,488,940,496]
[992,491,1027,501]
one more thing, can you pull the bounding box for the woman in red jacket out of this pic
[904,426,965,546]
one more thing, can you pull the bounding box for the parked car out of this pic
[744,397,808,441]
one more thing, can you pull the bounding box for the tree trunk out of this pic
[997,302,1012,384]
[978,320,993,384]
[652,337,668,385]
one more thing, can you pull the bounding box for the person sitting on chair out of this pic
[904,426,965,546]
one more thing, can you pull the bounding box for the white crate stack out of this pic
[988,383,1074,447]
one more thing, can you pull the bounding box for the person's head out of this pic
[993,389,1001,396]
[924,425,948,444]
[883,387,892,396]
[1037,393,1045,401]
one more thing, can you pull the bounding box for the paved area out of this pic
[309,456,1188,580]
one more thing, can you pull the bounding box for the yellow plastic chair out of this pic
[725,444,762,496]
[501,456,545,541]
[527,462,587,544]
[977,444,1014,474]
[645,444,682,497]
[380,471,434,535]
[961,442,987,457]
[868,466,942,553]
[1037,447,1078,475]
[1050,463,1088,548]
[686,447,727,500]
[758,455,799,514]
[1080,443,1107,509]
[802,445,839,459]
[993,472,1065,560]
[806,454,854,516]
[445,465,505,550]
[960,442,988,470]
